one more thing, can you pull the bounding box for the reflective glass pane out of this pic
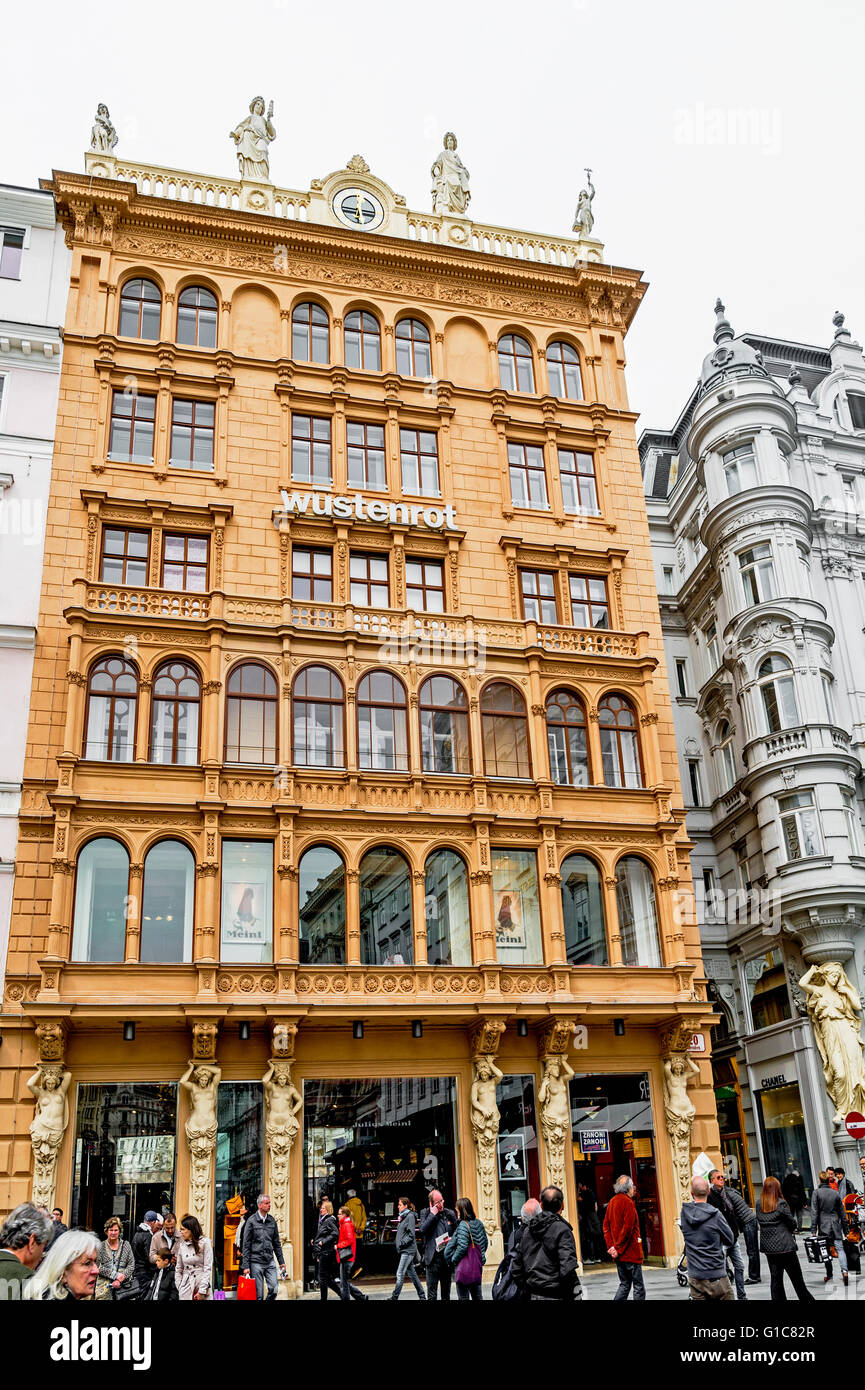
[299,846,345,964]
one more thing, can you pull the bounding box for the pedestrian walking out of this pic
[828,1166,856,1200]
[492,1199,541,1301]
[603,1175,645,1300]
[444,1196,489,1300]
[811,1171,849,1285]
[241,1193,286,1301]
[97,1217,135,1296]
[707,1168,756,1301]
[47,1208,68,1251]
[336,1205,369,1301]
[577,1182,604,1263]
[781,1171,807,1234]
[0,1203,53,1299]
[144,1247,179,1301]
[418,1188,457,1301]
[149,1211,180,1266]
[679,1175,735,1301]
[131,1210,162,1293]
[175,1214,213,1301]
[756,1176,814,1302]
[312,1198,342,1301]
[26,1230,100,1301]
[510,1185,579,1302]
[390,1197,426,1300]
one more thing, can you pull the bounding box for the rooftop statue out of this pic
[572,169,595,236]
[431,132,471,216]
[230,97,276,182]
[90,103,118,154]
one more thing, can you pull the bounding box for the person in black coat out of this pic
[418,1190,458,1301]
[756,1177,814,1302]
[144,1250,179,1301]
[811,1172,849,1283]
[781,1171,807,1231]
[312,1199,342,1301]
[131,1212,162,1295]
[241,1194,286,1301]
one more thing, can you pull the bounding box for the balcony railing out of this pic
[86,584,210,619]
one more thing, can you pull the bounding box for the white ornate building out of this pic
[641,301,865,1200]
[0,185,69,984]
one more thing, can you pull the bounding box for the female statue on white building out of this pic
[431,133,471,216]
[230,97,276,182]
[800,963,865,1122]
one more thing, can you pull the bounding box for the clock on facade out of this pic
[332,187,386,231]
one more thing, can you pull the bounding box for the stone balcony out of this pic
[742,721,854,781]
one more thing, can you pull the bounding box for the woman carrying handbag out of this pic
[755,1176,814,1301]
[176,1214,213,1301]
[390,1197,427,1300]
[96,1218,137,1301]
[443,1196,488,1301]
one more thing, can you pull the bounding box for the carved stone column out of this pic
[28,1019,72,1213]
[537,1018,576,1217]
[469,1019,505,1269]
[182,1022,221,1237]
[264,1020,302,1299]
[659,1019,700,1243]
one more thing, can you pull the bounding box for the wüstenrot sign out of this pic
[278,489,457,532]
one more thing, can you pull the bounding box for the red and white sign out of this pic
[845,1111,865,1140]
[688,1033,706,1053]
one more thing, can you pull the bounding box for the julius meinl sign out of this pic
[278,488,457,531]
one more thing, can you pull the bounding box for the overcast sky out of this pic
[3,0,862,426]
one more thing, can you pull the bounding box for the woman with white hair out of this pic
[26,1229,100,1301]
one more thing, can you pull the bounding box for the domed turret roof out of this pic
[698,299,770,396]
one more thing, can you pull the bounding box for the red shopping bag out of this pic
[236,1275,257,1301]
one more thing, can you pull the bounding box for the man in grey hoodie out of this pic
[680,1175,735,1301]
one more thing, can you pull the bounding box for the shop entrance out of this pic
[303,1077,458,1287]
[570,1071,665,1263]
[755,1081,813,1198]
[70,1082,178,1238]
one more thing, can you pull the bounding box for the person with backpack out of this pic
[510,1185,580,1301]
[390,1197,426,1300]
[419,1189,458,1301]
[443,1196,488,1300]
[492,1198,540,1301]
[603,1175,645,1300]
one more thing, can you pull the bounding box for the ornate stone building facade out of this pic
[0,115,716,1285]
[641,302,865,1202]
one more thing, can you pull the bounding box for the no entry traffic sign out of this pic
[845,1111,865,1140]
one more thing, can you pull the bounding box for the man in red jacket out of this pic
[602,1175,645,1300]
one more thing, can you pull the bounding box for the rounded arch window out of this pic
[419,675,471,774]
[84,656,138,762]
[345,310,381,371]
[140,840,194,963]
[615,857,661,968]
[546,689,589,786]
[560,854,607,965]
[293,665,344,768]
[546,340,583,399]
[395,318,432,377]
[598,693,643,788]
[359,847,413,965]
[71,837,129,962]
[481,681,531,779]
[177,285,217,348]
[299,845,345,965]
[357,671,408,772]
[150,660,200,765]
[757,654,798,733]
[292,301,330,364]
[498,334,535,392]
[225,663,278,765]
[425,849,472,966]
[119,278,161,339]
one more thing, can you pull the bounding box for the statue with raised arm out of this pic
[431,132,471,216]
[800,963,865,1123]
[90,103,118,154]
[27,1064,72,1210]
[663,1051,700,1209]
[180,1060,221,1233]
[572,169,595,237]
[470,1052,503,1237]
[263,1058,302,1281]
[230,97,276,182]
[538,1052,575,1196]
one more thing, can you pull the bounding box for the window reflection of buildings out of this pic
[361,858,412,963]
[299,861,345,964]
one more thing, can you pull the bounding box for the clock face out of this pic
[332,187,385,231]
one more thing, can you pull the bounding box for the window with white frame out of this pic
[662,565,674,594]
[704,621,720,672]
[822,672,836,724]
[778,790,823,860]
[757,654,799,733]
[718,721,737,791]
[842,789,862,856]
[734,840,750,893]
[722,443,757,495]
[739,542,775,604]
[0,227,25,279]
[674,659,688,699]
[702,866,721,921]
[687,759,702,806]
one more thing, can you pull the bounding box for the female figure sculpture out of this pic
[230,97,276,182]
[800,963,865,1122]
[431,132,471,216]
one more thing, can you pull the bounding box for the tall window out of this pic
[821,672,836,724]
[723,443,757,495]
[758,654,798,732]
[569,574,609,629]
[150,660,200,765]
[745,948,790,1030]
[406,558,444,612]
[546,341,583,399]
[559,449,599,514]
[687,759,702,805]
[491,849,543,965]
[842,789,862,856]
[291,547,333,602]
[598,693,642,788]
[508,443,548,509]
[498,334,535,392]
[357,671,409,771]
[292,302,329,364]
[225,663,278,765]
[521,570,558,624]
[396,318,432,377]
[704,621,720,671]
[615,857,662,968]
[675,660,688,698]
[359,848,413,964]
[425,849,472,965]
[739,542,775,604]
[419,675,471,774]
[481,682,531,778]
[347,421,386,489]
[170,399,215,470]
[292,665,344,767]
[0,228,25,279]
[220,840,273,963]
[778,790,823,860]
[84,656,137,761]
[400,428,440,495]
[162,534,208,592]
[100,528,149,586]
[291,415,332,485]
[560,854,607,965]
[718,721,737,790]
[345,310,381,370]
[140,840,194,963]
[71,838,129,962]
[108,389,156,463]
[546,690,589,787]
[350,552,389,607]
[176,286,217,348]
[119,278,161,339]
[299,846,345,964]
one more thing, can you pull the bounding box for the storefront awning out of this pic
[371,1169,418,1184]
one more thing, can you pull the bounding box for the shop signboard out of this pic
[632,1137,653,1159]
[578,1129,610,1154]
[689,1034,706,1053]
[498,1132,528,1180]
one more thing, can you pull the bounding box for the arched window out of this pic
[119,278,161,339]
[498,334,535,392]
[345,310,381,371]
[299,845,345,964]
[150,660,200,765]
[176,286,218,348]
[615,857,662,967]
[140,840,194,963]
[357,671,408,771]
[395,318,431,377]
[546,341,583,399]
[560,854,607,965]
[419,676,471,774]
[546,690,589,787]
[481,682,531,779]
[758,654,799,733]
[424,849,471,966]
[84,656,138,761]
[359,847,413,965]
[598,693,643,788]
[292,302,329,364]
[225,663,278,765]
[718,721,737,790]
[491,848,543,964]
[292,666,345,768]
[71,837,129,962]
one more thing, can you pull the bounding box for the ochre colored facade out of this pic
[0,157,718,1282]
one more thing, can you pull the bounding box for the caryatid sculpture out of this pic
[230,97,276,182]
[431,132,471,216]
[470,1052,503,1235]
[263,1057,302,1289]
[180,1059,221,1233]
[27,1063,72,1211]
[538,1051,575,1197]
[572,169,595,237]
[662,1050,700,1211]
[90,103,118,154]
[800,964,865,1123]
